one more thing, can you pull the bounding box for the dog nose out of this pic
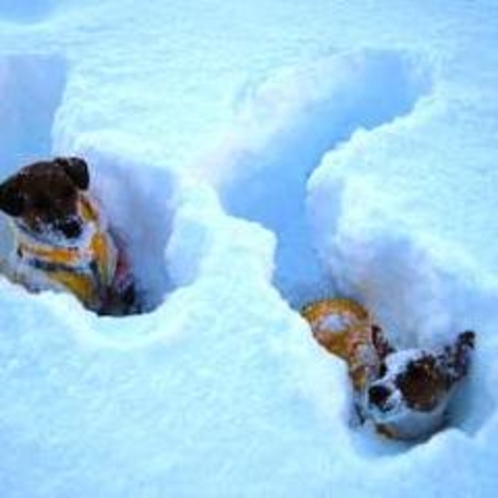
[369,385,392,408]
[59,219,82,238]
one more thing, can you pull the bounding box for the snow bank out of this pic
[209,49,432,306]
[0,53,66,258]
[0,1,498,497]
[307,160,498,443]
[203,45,498,455]
[305,67,498,448]
[0,53,66,174]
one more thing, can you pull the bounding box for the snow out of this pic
[1,0,498,497]
[213,49,432,306]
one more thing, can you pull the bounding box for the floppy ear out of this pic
[457,330,476,350]
[0,180,24,217]
[56,157,90,190]
[441,331,475,383]
[454,331,475,376]
[372,324,395,360]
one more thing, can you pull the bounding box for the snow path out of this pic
[211,49,432,306]
[0,1,497,497]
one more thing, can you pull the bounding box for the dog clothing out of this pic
[13,194,134,314]
[301,298,386,390]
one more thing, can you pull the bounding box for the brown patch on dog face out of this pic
[370,331,475,414]
[0,157,90,239]
[395,356,449,412]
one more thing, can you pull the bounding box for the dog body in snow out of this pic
[0,157,139,315]
[302,298,475,440]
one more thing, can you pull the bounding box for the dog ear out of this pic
[457,331,475,350]
[440,331,475,384]
[56,157,90,190]
[454,331,475,377]
[0,181,24,217]
[372,324,395,360]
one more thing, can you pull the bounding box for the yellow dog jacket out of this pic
[14,194,127,312]
[301,298,388,391]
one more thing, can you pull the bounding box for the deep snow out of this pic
[1,1,498,497]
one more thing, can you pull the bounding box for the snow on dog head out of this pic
[0,157,90,245]
[364,331,475,440]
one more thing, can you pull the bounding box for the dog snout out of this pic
[58,219,82,239]
[368,384,392,409]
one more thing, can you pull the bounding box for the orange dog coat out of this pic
[13,194,130,313]
[301,298,388,391]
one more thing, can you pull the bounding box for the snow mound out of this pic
[307,121,498,450]
[209,49,432,307]
[0,53,66,173]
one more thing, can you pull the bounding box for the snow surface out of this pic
[1,1,498,497]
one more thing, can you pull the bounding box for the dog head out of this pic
[0,157,90,243]
[363,331,475,439]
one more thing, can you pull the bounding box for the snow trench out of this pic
[208,49,494,451]
[0,45,492,467]
[213,49,432,308]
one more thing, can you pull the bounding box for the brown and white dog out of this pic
[0,157,140,316]
[302,298,475,440]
